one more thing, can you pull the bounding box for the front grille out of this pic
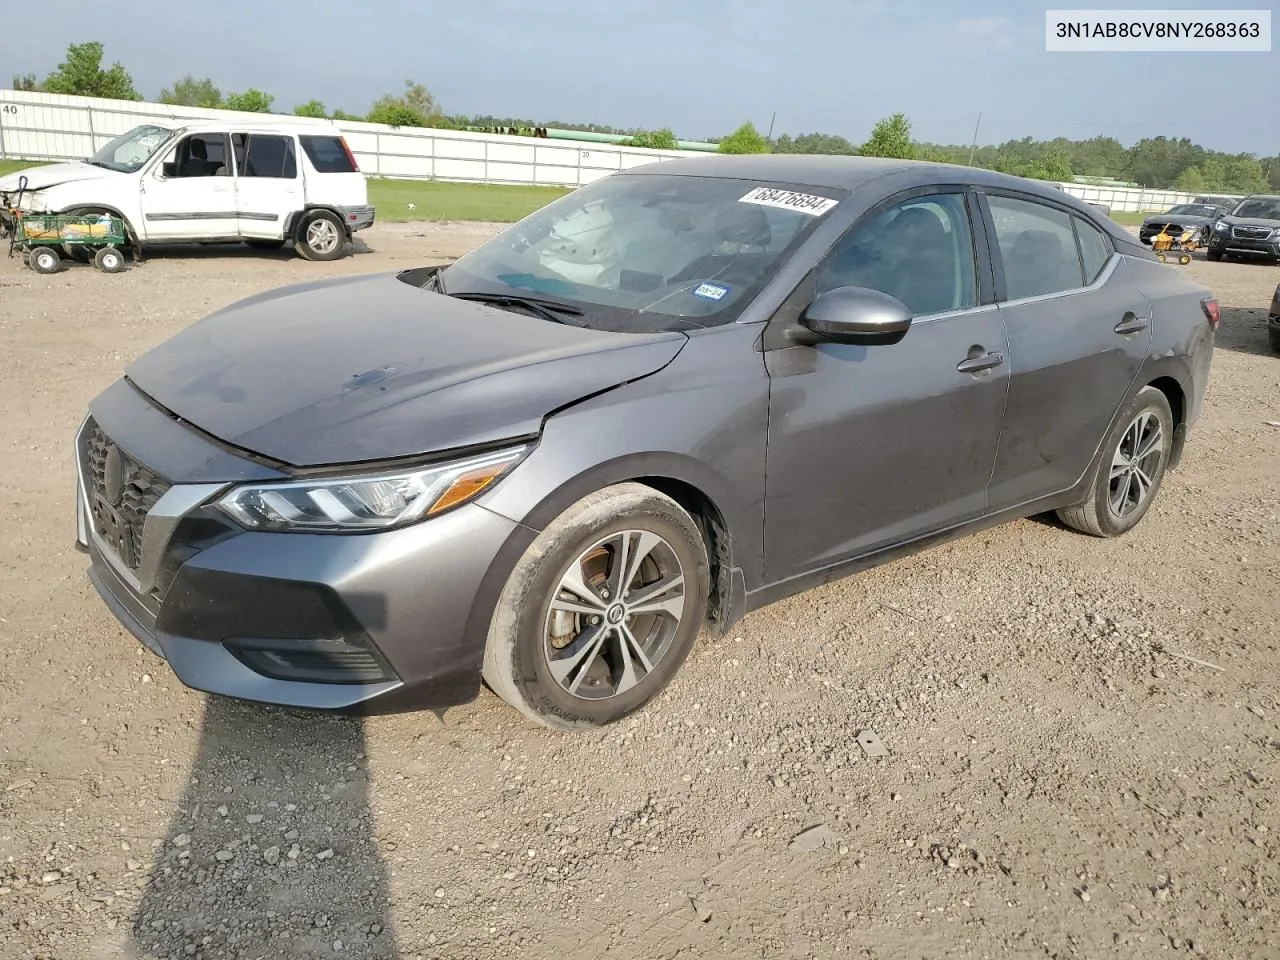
[83,420,170,571]
[1232,225,1273,240]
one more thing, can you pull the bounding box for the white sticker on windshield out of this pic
[693,282,729,301]
[739,187,838,216]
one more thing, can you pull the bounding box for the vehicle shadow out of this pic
[1215,305,1276,358]
[135,237,375,262]
[129,698,397,959]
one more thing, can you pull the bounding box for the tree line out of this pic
[12,42,1277,194]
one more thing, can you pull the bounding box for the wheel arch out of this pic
[468,453,751,653]
[57,203,139,245]
[284,205,349,238]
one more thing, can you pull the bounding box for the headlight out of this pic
[1214,221,1228,232]
[217,445,529,532]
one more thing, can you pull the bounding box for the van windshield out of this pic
[87,125,175,173]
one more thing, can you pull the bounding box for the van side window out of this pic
[233,134,298,179]
[300,136,356,173]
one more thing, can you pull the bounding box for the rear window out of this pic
[300,135,356,173]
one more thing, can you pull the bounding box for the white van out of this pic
[0,119,374,260]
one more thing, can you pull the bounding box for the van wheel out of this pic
[295,211,346,261]
[482,484,710,731]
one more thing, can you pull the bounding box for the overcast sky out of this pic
[7,0,1276,153]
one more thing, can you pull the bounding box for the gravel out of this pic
[0,225,1276,959]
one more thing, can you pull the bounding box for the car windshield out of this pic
[87,124,175,173]
[438,173,845,332]
[1166,204,1216,217]
[1231,198,1280,220]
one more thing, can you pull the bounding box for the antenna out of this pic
[968,112,982,166]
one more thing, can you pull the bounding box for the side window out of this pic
[300,135,356,173]
[162,134,230,178]
[235,134,298,178]
[988,196,1085,300]
[816,193,977,316]
[1073,216,1112,284]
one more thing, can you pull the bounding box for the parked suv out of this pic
[0,119,374,260]
[1206,194,1280,263]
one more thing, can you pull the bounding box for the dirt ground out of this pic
[0,223,1277,960]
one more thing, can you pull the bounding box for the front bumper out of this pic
[76,386,531,713]
[338,204,376,233]
[1207,230,1280,259]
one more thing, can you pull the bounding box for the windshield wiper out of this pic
[448,291,584,325]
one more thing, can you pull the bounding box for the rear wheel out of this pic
[1057,386,1173,538]
[482,484,710,730]
[94,246,126,273]
[295,210,346,261]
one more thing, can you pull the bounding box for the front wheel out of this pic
[294,210,347,261]
[1056,386,1173,538]
[482,484,710,730]
[28,246,61,274]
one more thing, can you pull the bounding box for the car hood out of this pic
[0,161,115,194]
[1142,213,1214,225]
[1221,215,1280,229]
[125,273,688,466]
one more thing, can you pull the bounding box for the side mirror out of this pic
[794,286,913,346]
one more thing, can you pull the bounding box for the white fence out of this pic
[0,89,710,189]
[0,89,1242,212]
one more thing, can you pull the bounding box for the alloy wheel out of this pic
[543,530,687,700]
[1108,411,1164,518]
[305,218,340,256]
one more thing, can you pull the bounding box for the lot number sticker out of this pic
[739,187,838,216]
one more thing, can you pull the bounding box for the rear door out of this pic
[232,132,300,239]
[298,133,366,207]
[980,192,1151,509]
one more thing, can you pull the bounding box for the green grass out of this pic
[368,178,570,222]
[1108,211,1148,226]
[0,158,47,177]
[0,160,566,223]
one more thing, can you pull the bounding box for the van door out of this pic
[231,133,301,240]
[139,133,236,241]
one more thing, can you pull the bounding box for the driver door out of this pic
[140,133,237,241]
[762,189,1010,581]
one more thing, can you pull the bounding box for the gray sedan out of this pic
[76,156,1218,729]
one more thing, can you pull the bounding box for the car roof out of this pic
[143,117,342,135]
[627,154,1119,230]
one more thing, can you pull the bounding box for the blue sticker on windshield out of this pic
[693,282,730,301]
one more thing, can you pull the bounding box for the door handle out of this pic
[1114,313,1149,336]
[956,351,1005,374]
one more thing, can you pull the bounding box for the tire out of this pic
[1268,326,1280,354]
[246,238,286,251]
[1057,386,1174,538]
[1179,254,1191,265]
[294,210,347,261]
[28,246,61,274]
[1206,249,1223,262]
[94,246,126,273]
[482,483,710,731]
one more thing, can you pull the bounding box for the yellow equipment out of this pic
[1151,225,1197,265]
